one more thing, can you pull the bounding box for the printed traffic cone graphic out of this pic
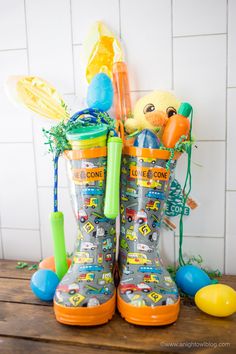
[54,147,116,325]
[117,146,180,325]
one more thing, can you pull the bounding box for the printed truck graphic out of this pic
[126,227,137,241]
[84,197,98,209]
[98,272,113,285]
[126,187,138,198]
[86,285,112,295]
[145,200,159,211]
[145,190,165,200]
[120,282,152,294]
[102,238,112,252]
[81,242,97,251]
[137,243,153,253]
[120,238,129,251]
[92,226,107,237]
[78,209,88,223]
[121,193,129,201]
[143,274,159,283]
[82,187,103,196]
[126,208,147,224]
[151,214,161,228]
[138,157,156,164]
[78,273,95,282]
[148,232,158,242]
[92,212,110,224]
[105,253,112,262]
[78,264,103,272]
[138,266,162,274]
[137,179,162,189]
[56,283,80,295]
[73,252,93,264]
[127,252,152,265]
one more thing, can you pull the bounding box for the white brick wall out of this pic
[0,0,235,274]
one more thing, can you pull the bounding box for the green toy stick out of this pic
[49,154,68,280]
[104,136,123,219]
[50,211,68,280]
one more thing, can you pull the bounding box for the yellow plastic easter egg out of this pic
[195,284,236,317]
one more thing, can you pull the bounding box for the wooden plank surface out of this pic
[0,337,134,354]
[0,302,235,352]
[0,278,51,306]
[0,260,37,280]
[0,259,235,354]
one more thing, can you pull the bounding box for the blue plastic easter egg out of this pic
[30,269,59,301]
[87,73,114,111]
[175,265,212,297]
[134,129,161,149]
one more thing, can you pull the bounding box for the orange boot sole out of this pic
[117,292,180,326]
[54,292,116,326]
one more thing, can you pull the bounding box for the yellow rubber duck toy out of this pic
[125,91,180,137]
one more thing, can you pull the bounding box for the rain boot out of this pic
[117,146,180,325]
[54,147,116,325]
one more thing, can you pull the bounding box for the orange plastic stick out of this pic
[112,62,132,122]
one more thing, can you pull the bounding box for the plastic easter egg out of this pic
[30,269,60,301]
[175,265,212,296]
[39,256,71,272]
[87,73,114,111]
[195,284,236,317]
[133,129,161,149]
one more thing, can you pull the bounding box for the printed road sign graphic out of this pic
[69,293,85,306]
[148,291,163,303]
[83,221,95,233]
[139,224,151,236]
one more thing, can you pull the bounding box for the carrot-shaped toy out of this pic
[162,102,192,148]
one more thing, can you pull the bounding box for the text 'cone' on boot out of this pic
[118,147,180,325]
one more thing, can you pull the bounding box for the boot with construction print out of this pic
[54,146,116,326]
[117,146,180,326]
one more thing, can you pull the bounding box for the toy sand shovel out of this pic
[5,76,69,280]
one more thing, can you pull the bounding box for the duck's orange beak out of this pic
[145,110,168,128]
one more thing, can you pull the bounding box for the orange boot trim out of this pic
[54,291,116,326]
[117,292,180,326]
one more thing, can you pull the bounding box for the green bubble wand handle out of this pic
[104,137,123,219]
[50,153,68,280]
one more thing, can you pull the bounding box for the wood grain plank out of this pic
[0,302,235,352]
[0,260,37,280]
[0,336,134,354]
[0,278,51,306]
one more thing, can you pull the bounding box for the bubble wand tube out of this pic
[112,62,132,122]
[104,136,123,218]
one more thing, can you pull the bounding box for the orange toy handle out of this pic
[116,119,125,143]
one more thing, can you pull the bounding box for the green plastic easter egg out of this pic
[195,284,236,317]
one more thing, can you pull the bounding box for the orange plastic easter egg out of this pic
[39,256,71,272]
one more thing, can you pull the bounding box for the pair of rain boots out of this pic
[54,146,180,326]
